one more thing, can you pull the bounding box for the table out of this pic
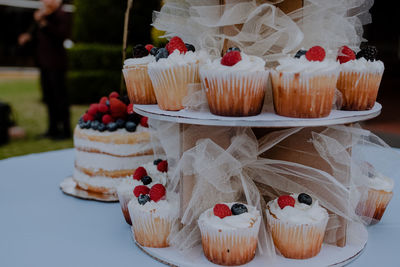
[0,148,399,267]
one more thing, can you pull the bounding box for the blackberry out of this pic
[185,43,195,52]
[116,118,125,128]
[150,47,159,56]
[153,159,162,165]
[141,175,152,185]
[155,48,169,61]
[227,47,241,53]
[133,44,149,58]
[231,203,248,215]
[298,193,312,205]
[294,49,307,58]
[138,194,150,205]
[119,95,130,105]
[97,123,106,132]
[107,122,118,132]
[356,45,377,61]
[125,121,137,132]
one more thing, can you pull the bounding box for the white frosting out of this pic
[76,125,147,136]
[148,50,200,69]
[124,55,155,66]
[201,53,265,72]
[275,56,339,74]
[198,203,260,230]
[73,169,126,193]
[128,191,179,218]
[340,57,384,73]
[268,194,328,224]
[368,172,394,192]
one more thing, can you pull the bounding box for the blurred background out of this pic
[0,0,399,159]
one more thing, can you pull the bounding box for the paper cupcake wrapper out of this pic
[336,70,383,111]
[270,70,339,118]
[356,188,393,224]
[128,204,178,248]
[117,188,134,225]
[148,62,200,111]
[123,65,157,104]
[200,69,269,117]
[266,206,328,259]
[198,216,261,265]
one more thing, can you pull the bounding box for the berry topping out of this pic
[127,104,134,114]
[155,48,169,61]
[185,43,195,52]
[97,123,106,132]
[305,46,326,62]
[133,185,150,197]
[140,116,148,127]
[99,96,108,105]
[88,104,99,116]
[277,195,295,209]
[119,95,130,105]
[145,44,154,52]
[231,203,248,215]
[149,184,166,202]
[83,113,94,122]
[109,91,119,99]
[102,114,113,124]
[294,49,307,58]
[213,204,232,219]
[221,51,242,66]
[298,193,312,205]
[227,47,241,53]
[153,159,163,165]
[133,166,147,181]
[107,122,118,132]
[356,45,377,61]
[109,98,127,119]
[115,118,125,128]
[337,46,356,64]
[157,160,168,173]
[141,175,153,185]
[125,121,137,132]
[138,194,151,205]
[150,47,159,56]
[167,36,187,54]
[133,44,149,58]
[90,120,100,130]
[98,103,109,113]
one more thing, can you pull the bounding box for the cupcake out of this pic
[128,183,178,248]
[271,46,340,118]
[117,159,168,225]
[336,45,384,110]
[200,49,268,117]
[122,44,157,104]
[147,37,200,111]
[356,162,394,224]
[266,193,328,259]
[198,202,261,265]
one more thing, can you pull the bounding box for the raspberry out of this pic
[157,160,168,173]
[98,103,109,113]
[133,185,150,198]
[221,51,242,66]
[102,114,113,125]
[213,204,232,219]
[145,44,154,52]
[149,184,166,202]
[167,36,187,54]
[140,116,148,127]
[99,96,108,105]
[277,195,295,209]
[337,46,355,64]
[305,46,326,62]
[88,104,99,116]
[109,98,127,119]
[133,166,147,181]
[109,91,120,99]
[127,103,134,114]
[83,113,94,122]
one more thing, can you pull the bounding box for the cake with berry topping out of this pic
[336,45,384,110]
[123,44,157,104]
[200,48,268,116]
[271,46,340,118]
[117,159,168,225]
[73,92,154,195]
[198,202,261,265]
[147,36,201,111]
[128,183,179,247]
[266,193,328,259]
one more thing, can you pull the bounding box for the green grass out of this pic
[0,77,88,159]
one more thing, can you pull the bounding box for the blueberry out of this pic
[153,159,162,165]
[78,117,84,124]
[90,120,100,130]
[105,100,110,107]
[227,47,241,53]
[78,120,85,128]
[107,122,118,132]
[294,49,307,58]
[133,44,149,58]
[150,47,159,56]
[185,43,195,52]
[116,118,125,128]
[141,175,152,185]
[125,121,137,132]
[83,121,91,129]
[97,123,106,132]
[155,48,169,61]
[138,194,150,205]
[298,193,312,205]
[231,203,248,215]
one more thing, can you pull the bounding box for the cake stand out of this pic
[133,103,381,266]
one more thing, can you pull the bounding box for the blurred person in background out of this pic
[18,0,71,139]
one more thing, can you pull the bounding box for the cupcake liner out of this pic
[117,187,134,225]
[270,70,339,118]
[266,205,328,259]
[128,202,178,248]
[336,70,383,111]
[122,65,157,104]
[148,62,199,111]
[198,216,261,265]
[200,69,269,117]
[356,188,393,224]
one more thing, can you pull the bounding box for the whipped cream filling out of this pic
[148,50,201,69]
[73,169,126,193]
[76,125,148,136]
[124,55,155,66]
[201,53,265,72]
[368,172,394,192]
[275,56,339,74]
[340,57,384,73]
[268,194,328,224]
[198,203,260,230]
[128,191,179,218]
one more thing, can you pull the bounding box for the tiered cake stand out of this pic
[133,103,382,267]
